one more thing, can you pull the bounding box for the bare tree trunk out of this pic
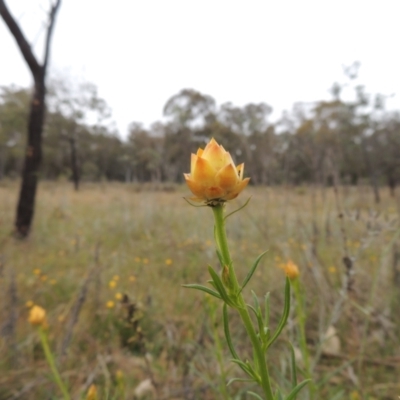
[68,134,80,191]
[0,0,61,237]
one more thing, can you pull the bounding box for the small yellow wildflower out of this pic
[328,266,337,274]
[28,305,47,326]
[86,384,98,400]
[129,275,136,282]
[40,275,48,282]
[113,275,120,281]
[116,369,124,381]
[165,258,173,265]
[26,300,34,308]
[115,292,123,301]
[143,258,149,264]
[33,268,41,275]
[109,280,117,289]
[49,279,57,285]
[106,301,115,309]
[280,261,300,280]
[134,257,141,262]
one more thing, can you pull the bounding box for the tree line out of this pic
[1,76,400,200]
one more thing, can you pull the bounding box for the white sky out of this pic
[1,0,400,138]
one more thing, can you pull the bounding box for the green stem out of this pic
[212,204,274,400]
[39,327,70,400]
[208,298,231,400]
[293,279,315,398]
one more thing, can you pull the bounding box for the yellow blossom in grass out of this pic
[328,266,337,274]
[129,275,136,282]
[165,258,173,265]
[134,257,141,262]
[26,300,34,308]
[116,369,124,383]
[28,305,47,326]
[106,301,115,309]
[113,275,120,281]
[33,268,41,275]
[49,279,57,285]
[143,258,149,264]
[109,280,117,289]
[86,384,98,400]
[115,292,123,301]
[40,275,48,282]
[280,260,300,280]
[184,138,250,203]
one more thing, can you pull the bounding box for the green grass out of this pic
[0,181,399,399]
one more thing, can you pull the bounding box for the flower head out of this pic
[28,305,47,326]
[184,138,250,204]
[86,384,98,400]
[280,260,300,280]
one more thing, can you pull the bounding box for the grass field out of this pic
[0,181,399,399]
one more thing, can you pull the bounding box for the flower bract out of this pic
[28,305,47,326]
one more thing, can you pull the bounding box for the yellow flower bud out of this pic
[109,280,117,288]
[25,300,34,308]
[28,305,47,326]
[86,384,98,400]
[281,260,300,280]
[106,301,115,309]
[184,138,250,204]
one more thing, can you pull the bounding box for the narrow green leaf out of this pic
[275,389,284,400]
[247,391,264,400]
[226,377,254,386]
[267,277,291,349]
[223,304,241,361]
[208,266,234,306]
[288,341,297,387]
[182,197,207,207]
[224,196,251,220]
[230,359,253,377]
[264,292,270,326]
[238,251,268,294]
[285,379,311,400]
[182,284,222,299]
[247,304,259,319]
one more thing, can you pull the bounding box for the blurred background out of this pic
[1,1,400,399]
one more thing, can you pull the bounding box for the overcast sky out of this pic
[1,0,400,137]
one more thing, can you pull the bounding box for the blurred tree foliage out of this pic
[1,79,400,196]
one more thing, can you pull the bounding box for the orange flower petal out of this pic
[236,163,244,180]
[202,141,229,170]
[185,177,206,198]
[216,163,238,189]
[204,186,225,199]
[190,153,197,176]
[224,191,240,201]
[192,156,217,186]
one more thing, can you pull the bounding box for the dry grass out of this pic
[0,181,399,399]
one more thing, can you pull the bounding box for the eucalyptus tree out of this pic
[0,0,61,237]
